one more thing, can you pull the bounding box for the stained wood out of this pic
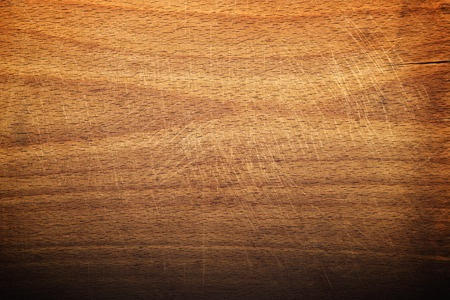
[1,0,449,299]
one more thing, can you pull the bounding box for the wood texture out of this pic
[1,0,449,299]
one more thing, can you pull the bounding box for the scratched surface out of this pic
[1,0,449,299]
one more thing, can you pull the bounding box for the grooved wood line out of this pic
[1,0,449,299]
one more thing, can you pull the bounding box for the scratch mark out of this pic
[322,266,333,291]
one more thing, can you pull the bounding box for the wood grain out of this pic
[1,0,449,298]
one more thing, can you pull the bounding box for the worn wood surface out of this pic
[1,0,449,299]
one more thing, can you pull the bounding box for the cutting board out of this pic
[1,0,449,298]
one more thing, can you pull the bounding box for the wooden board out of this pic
[1,0,449,298]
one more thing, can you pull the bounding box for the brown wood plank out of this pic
[1,0,449,298]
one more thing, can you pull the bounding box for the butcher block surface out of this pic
[1,0,449,299]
